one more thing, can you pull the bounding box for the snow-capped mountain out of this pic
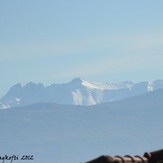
[1,78,163,109]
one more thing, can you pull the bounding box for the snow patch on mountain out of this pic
[71,89,83,105]
[147,81,154,91]
[81,78,134,90]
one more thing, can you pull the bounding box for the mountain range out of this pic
[0,78,163,162]
[1,78,163,109]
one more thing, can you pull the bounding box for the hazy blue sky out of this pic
[1,0,163,97]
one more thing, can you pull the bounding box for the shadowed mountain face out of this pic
[0,89,163,163]
[1,78,163,109]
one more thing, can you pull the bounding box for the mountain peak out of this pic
[23,82,44,89]
[6,83,22,96]
[71,77,83,83]
[70,78,100,89]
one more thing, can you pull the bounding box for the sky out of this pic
[0,0,163,97]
